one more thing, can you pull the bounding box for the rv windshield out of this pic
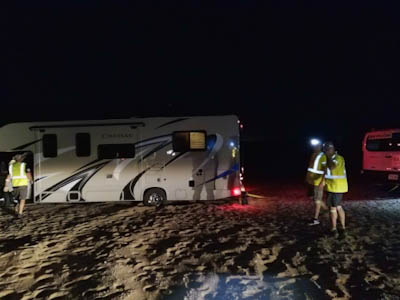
[366,133,400,151]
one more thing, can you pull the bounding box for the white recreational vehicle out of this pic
[0,115,243,206]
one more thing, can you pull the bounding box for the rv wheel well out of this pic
[143,188,167,200]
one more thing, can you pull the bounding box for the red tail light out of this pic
[232,188,241,196]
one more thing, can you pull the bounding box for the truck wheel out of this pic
[143,188,166,208]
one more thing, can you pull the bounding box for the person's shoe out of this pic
[338,228,347,238]
[330,228,339,238]
[308,218,320,226]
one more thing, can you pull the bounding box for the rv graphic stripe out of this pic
[73,135,172,173]
[75,158,103,172]
[68,163,110,201]
[156,118,189,129]
[120,166,153,200]
[34,176,47,182]
[140,141,172,162]
[135,134,172,146]
[37,161,110,202]
[12,139,42,150]
[162,151,188,169]
[197,163,240,187]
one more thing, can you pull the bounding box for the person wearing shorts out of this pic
[6,154,32,218]
[306,139,328,226]
[323,142,348,236]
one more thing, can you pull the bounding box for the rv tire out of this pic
[143,188,166,208]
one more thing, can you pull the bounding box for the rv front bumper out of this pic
[361,170,400,182]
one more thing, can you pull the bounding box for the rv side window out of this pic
[173,131,206,152]
[43,134,58,157]
[98,144,135,159]
[76,133,91,157]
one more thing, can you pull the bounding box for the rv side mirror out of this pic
[173,131,206,152]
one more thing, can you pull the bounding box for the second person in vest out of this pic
[324,142,348,236]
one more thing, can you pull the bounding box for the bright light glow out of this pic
[240,124,244,129]
[230,142,235,147]
[232,188,241,196]
[172,152,176,156]
[166,150,173,155]
[310,139,321,146]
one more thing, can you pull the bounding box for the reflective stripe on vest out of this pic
[308,152,325,174]
[325,175,346,179]
[9,163,27,179]
[325,167,347,179]
[9,162,28,187]
[325,154,348,193]
[307,168,324,174]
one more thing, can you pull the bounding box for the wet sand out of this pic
[1,182,400,299]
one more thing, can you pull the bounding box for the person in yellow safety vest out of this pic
[306,139,328,226]
[323,141,348,237]
[5,153,32,218]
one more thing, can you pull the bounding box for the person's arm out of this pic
[326,154,338,170]
[318,176,325,188]
[26,165,33,184]
[27,172,33,184]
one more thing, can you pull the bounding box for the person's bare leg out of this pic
[330,207,338,230]
[313,187,325,219]
[320,200,328,210]
[18,199,25,215]
[337,206,345,229]
[314,201,322,219]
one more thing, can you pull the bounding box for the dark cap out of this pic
[323,141,335,149]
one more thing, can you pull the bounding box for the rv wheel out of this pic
[143,188,166,208]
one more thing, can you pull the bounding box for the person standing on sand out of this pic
[323,142,348,236]
[306,139,328,226]
[6,154,32,218]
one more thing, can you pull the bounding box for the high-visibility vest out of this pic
[9,162,29,187]
[306,152,327,186]
[325,154,348,193]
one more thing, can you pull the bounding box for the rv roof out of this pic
[367,128,400,133]
[29,122,146,130]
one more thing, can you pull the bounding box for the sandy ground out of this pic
[1,181,400,300]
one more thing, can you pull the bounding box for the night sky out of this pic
[5,3,400,180]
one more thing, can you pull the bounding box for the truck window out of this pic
[43,134,58,157]
[98,144,135,159]
[76,133,91,157]
[366,133,400,151]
